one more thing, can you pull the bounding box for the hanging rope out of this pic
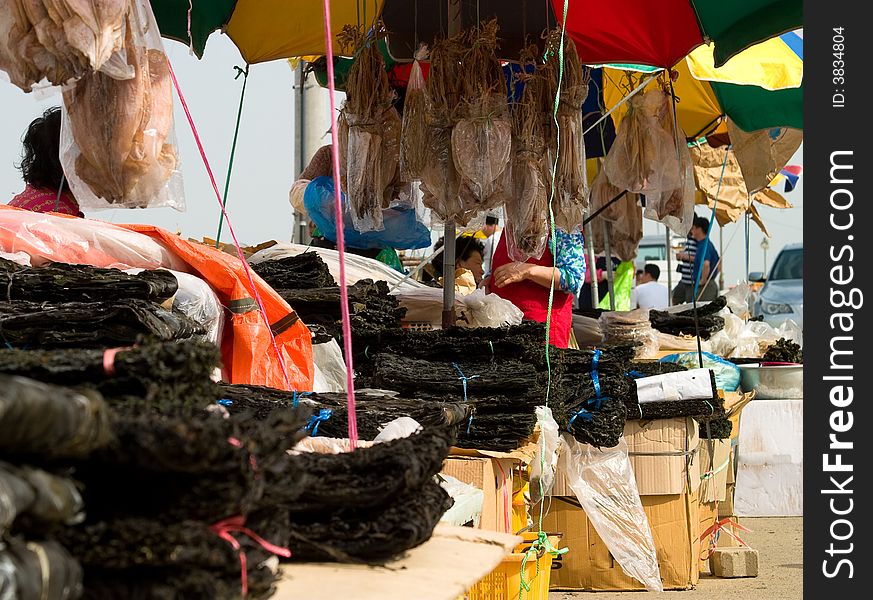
[216,64,251,247]
[167,59,292,391]
[322,0,359,448]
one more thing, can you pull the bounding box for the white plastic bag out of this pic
[776,319,803,348]
[438,474,485,527]
[460,289,524,328]
[60,0,184,211]
[635,368,715,403]
[724,282,752,319]
[374,417,422,442]
[730,320,782,358]
[530,407,561,504]
[168,271,225,345]
[557,434,663,592]
[311,339,347,394]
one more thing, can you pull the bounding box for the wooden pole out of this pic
[441,0,462,329]
[602,221,616,311]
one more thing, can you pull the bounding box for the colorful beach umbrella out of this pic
[151,0,801,69]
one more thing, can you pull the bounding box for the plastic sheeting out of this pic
[557,434,662,592]
[660,351,741,391]
[530,407,561,505]
[312,339,347,394]
[735,399,803,517]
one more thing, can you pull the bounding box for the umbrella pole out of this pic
[602,221,616,311]
[665,225,673,306]
[584,215,598,309]
[442,0,462,329]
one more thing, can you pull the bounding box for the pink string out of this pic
[321,0,359,448]
[166,58,293,391]
[211,516,292,598]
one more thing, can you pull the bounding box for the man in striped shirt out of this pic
[672,234,697,304]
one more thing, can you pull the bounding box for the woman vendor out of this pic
[7,107,83,217]
[488,230,586,348]
[423,235,485,288]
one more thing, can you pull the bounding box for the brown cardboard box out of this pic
[441,456,516,534]
[543,493,700,591]
[698,438,731,502]
[552,417,700,496]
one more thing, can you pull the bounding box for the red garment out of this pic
[489,233,573,348]
[8,185,82,217]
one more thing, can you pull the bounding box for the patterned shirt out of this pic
[678,236,697,285]
[8,185,82,217]
[554,229,587,297]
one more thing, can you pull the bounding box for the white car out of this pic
[751,243,803,329]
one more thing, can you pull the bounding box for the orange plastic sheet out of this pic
[0,206,313,390]
[122,224,313,391]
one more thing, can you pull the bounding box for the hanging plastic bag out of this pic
[399,47,430,181]
[60,0,184,210]
[304,176,431,250]
[530,406,561,504]
[776,319,803,348]
[557,434,663,592]
[724,282,753,320]
[604,88,679,194]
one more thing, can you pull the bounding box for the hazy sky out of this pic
[1,34,802,287]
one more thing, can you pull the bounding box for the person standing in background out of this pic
[673,232,697,304]
[631,264,669,310]
[690,216,720,301]
[480,215,502,277]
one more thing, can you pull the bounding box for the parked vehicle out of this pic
[751,243,803,329]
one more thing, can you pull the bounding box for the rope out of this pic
[452,362,479,433]
[322,0,359,447]
[167,59,292,391]
[216,64,251,247]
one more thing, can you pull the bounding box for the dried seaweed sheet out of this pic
[762,338,802,363]
[649,296,727,339]
[0,258,178,304]
[0,374,111,459]
[0,299,204,348]
[249,252,336,290]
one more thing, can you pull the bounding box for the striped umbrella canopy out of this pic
[150,0,801,68]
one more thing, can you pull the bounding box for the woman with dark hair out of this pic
[7,107,83,217]
[423,235,486,287]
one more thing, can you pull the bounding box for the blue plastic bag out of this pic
[304,176,431,250]
[659,351,741,392]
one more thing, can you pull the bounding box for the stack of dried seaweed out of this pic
[623,368,725,423]
[0,299,204,348]
[218,384,470,440]
[762,338,803,363]
[274,279,406,343]
[249,252,337,290]
[0,258,178,303]
[0,341,221,416]
[649,295,727,340]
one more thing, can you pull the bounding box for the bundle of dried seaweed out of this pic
[0,375,111,459]
[649,296,727,339]
[338,24,401,232]
[505,49,550,261]
[0,341,221,413]
[420,37,465,223]
[762,338,803,363]
[452,20,512,214]
[623,370,725,422]
[0,258,178,304]
[564,394,627,448]
[80,565,276,600]
[399,46,431,180]
[249,252,336,290]
[0,299,204,348]
[0,538,82,600]
[699,418,732,439]
[543,31,590,231]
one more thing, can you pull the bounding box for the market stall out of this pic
[0,1,803,599]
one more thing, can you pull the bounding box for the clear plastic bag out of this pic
[604,88,679,194]
[59,0,184,210]
[505,158,549,262]
[312,338,347,394]
[167,271,225,346]
[399,54,430,181]
[645,120,695,236]
[452,100,513,210]
[724,282,753,320]
[557,434,663,592]
[0,0,131,93]
[530,407,561,504]
[304,177,431,250]
[660,351,742,391]
[459,289,524,328]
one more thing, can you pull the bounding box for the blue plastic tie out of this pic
[452,363,479,433]
[567,396,608,432]
[591,349,603,398]
[304,408,332,436]
[217,399,233,407]
[626,370,646,379]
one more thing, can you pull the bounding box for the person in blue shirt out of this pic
[690,216,720,301]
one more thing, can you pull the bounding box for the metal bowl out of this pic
[739,363,803,399]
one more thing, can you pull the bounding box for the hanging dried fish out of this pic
[451,20,512,216]
[505,48,550,262]
[399,45,431,181]
[419,37,465,224]
[338,24,401,232]
[542,31,590,232]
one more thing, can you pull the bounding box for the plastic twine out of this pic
[210,516,292,598]
[167,59,292,391]
[519,531,569,595]
[321,0,359,448]
[216,64,251,247]
[452,362,479,433]
[304,408,333,436]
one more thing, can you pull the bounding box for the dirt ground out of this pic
[550,517,802,600]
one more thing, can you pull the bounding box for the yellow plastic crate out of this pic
[462,533,561,600]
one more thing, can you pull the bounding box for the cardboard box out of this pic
[698,438,731,502]
[720,482,736,518]
[441,456,517,534]
[552,417,700,496]
[544,493,700,591]
[699,502,744,551]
